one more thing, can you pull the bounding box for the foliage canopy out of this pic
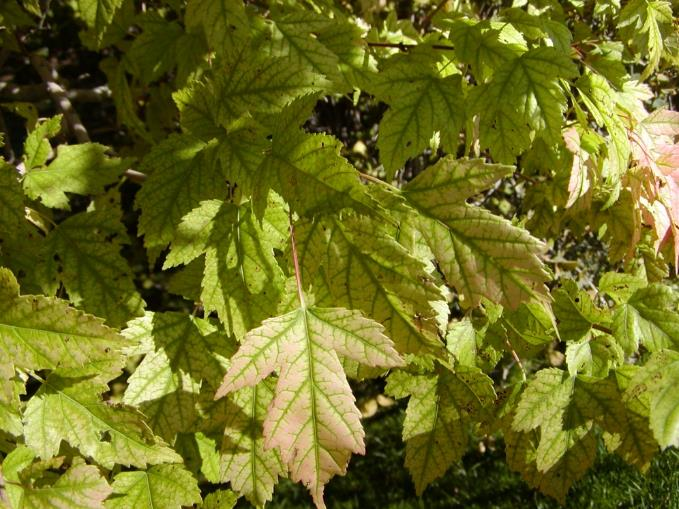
[0,0,678,507]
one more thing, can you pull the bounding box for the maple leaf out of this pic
[22,144,129,210]
[385,364,495,493]
[2,446,111,509]
[76,0,124,46]
[470,47,578,163]
[400,156,550,308]
[185,0,249,58]
[106,465,201,509]
[24,375,181,468]
[0,268,129,373]
[296,214,446,355]
[122,312,234,441]
[369,49,465,180]
[166,197,287,337]
[198,380,285,507]
[38,206,145,328]
[215,306,403,508]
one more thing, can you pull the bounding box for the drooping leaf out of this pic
[106,465,201,509]
[513,368,574,432]
[385,364,495,494]
[24,375,181,468]
[76,0,125,45]
[215,306,403,507]
[39,206,145,327]
[649,359,679,448]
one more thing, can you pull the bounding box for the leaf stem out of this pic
[504,338,527,382]
[358,171,399,190]
[289,209,306,309]
[592,323,613,335]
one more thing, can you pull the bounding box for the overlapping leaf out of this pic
[39,206,145,327]
[400,157,550,308]
[470,47,578,163]
[296,214,445,355]
[24,375,181,468]
[122,312,234,440]
[385,364,495,493]
[216,306,403,507]
[166,197,287,337]
[106,465,201,509]
[368,49,465,179]
[0,268,128,373]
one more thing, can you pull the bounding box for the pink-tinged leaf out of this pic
[215,306,403,508]
[563,127,592,208]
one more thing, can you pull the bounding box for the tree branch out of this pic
[366,41,454,51]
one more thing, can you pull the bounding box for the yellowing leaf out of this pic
[2,447,111,509]
[215,306,403,508]
[106,465,201,509]
[0,268,128,373]
[24,375,181,469]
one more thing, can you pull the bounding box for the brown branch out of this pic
[592,323,613,336]
[27,52,90,143]
[421,0,449,30]
[366,41,455,51]
[289,209,306,309]
[0,82,111,103]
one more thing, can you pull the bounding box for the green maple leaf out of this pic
[22,143,129,210]
[39,207,145,327]
[617,0,673,81]
[202,490,238,509]
[76,0,124,45]
[135,134,225,255]
[385,364,495,494]
[214,47,329,122]
[649,359,679,448]
[105,465,201,509]
[369,49,465,180]
[553,279,610,343]
[401,156,550,308]
[504,419,596,504]
[296,214,446,356]
[22,115,62,170]
[166,197,287,337]
[449,19,526,82]
[0,268,128,373]
[122,312,234,441]
[24,375,181,468]
[470,47,578,163]
[612,284,679,353]
[185,0,249,57]
[200,380,285,507]
[215,306,403,507]
[513,368,574,432]
[3,446,112,509]
[0,163,43,293]
[255,122,377,218]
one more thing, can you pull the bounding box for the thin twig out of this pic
[421,0,448,30]
[358,171,399,190]
[366,41,455,51]
[592,323,613,336]
[0,82,111,103]
[289,209,306,309]
[123,168,147,183]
